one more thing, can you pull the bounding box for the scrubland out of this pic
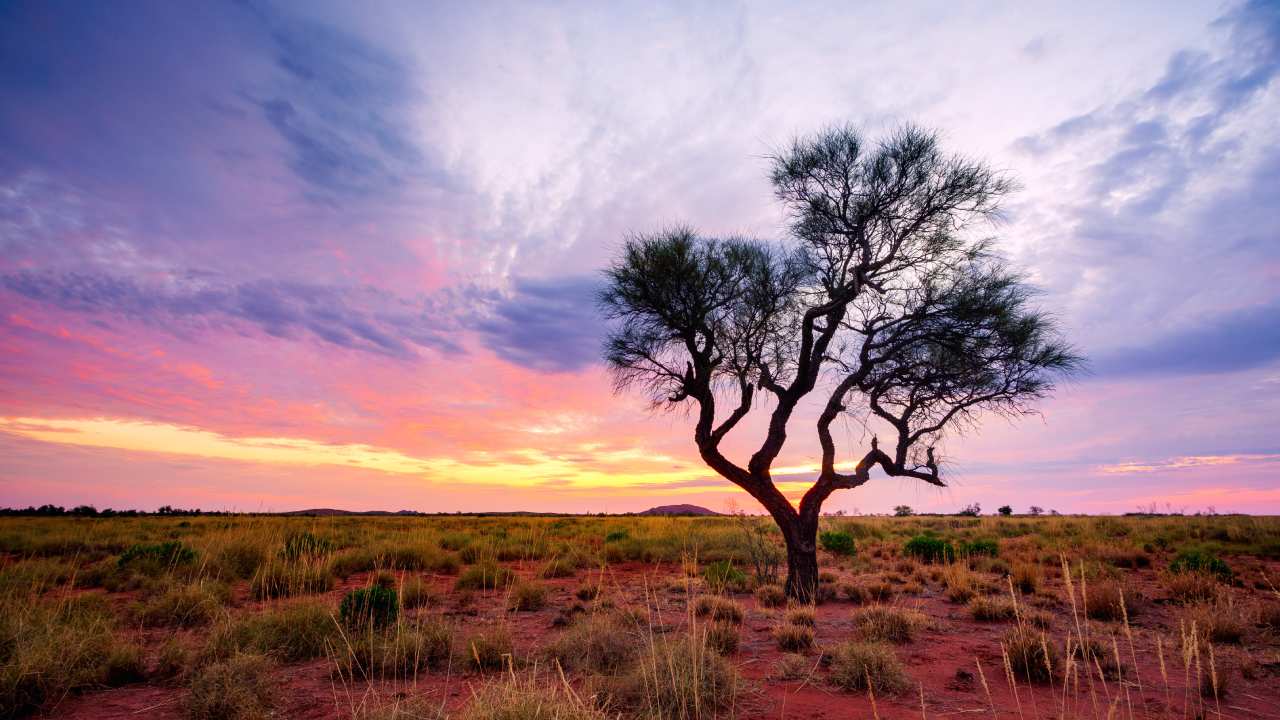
[0,512,1278,719]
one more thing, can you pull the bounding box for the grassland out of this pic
[0,512,1277,719]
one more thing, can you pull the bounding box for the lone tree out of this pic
[599,125,1081,601]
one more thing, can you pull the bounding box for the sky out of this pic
[1,1,1278,515]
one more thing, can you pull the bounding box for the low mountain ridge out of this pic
[637,504,721,516]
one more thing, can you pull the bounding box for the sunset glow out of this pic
[2,1,1278,514]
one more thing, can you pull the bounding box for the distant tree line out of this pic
[0,504,222,517]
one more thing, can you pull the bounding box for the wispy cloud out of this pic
[1098,453,1280,474]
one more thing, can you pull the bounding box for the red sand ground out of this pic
[45,558,1280,719]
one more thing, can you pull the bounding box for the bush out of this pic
[1083,580,1126,621]
[117,541,196,574]
[997,505,1013,516]
[340,586,399,628]
[1164,570,1220,604]
[754,583,786,608]
[212,540,267,580]
[702,560,748,593]
[280,531,331,560]
[455,563,515,592]
[819,530,857,557]
[206,602,337,662]
[959,539,999,558]
[693,595,744,624]
[968,597,1016,622]
[400,576,440,608]
[459,675,607,720]
[467,625,515,671]
[508,581,548,611]
[184,653,276,720]
[336,618,454,678]
[136,583,225,628]
[103,643,146,686]
[1003,627,1058,683]
[704,621,739,655]
[903,535,954,564]
[622,636,738,716]
[851,605,925,644]
[1169,550,1232,581]
[540,557,577,579]
[1012,561,1041,594]
[784,606,816,627]
[548,612,638,674]
[249,561,333,600]
[0,597,125,715]
[828,641,910,694]
[774,622,815,652]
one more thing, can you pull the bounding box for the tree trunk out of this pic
[782,521,819,603]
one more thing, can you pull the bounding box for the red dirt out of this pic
[44,558,1280,719]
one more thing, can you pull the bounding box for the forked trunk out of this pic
[781,521,819,602]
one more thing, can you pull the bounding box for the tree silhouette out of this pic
[600,125,1081,600]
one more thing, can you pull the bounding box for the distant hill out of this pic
[637,504,721,516]
[280,508,423,516]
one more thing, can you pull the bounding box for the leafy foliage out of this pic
[819,530,857,557]
[1168,549,1233,581]
[340,586,399,629]
[903,535,955,563]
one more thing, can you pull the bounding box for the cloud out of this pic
[1093,298,1280,377]
[1098,453,1280,474]
[1,270,467,359]
[251,9,441,203]
[473,276,604,373]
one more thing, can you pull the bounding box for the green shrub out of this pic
[959,539,999,557]
[903,535,954,564]
[1168,549,1232,581]
[604,530,629,543]
[340,586,399,628]
[819,530,857,557]
[703,560,748,593]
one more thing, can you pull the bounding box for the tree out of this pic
[1028,505,1044,516]
[958,503,982,517]
[997,505,1013,516]
[893,505,914,517]
[599,125,1081,601]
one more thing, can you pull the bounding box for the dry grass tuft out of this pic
[784,605,816,627]
[508,581,549,612]
[184,653,276,720]
[622,634,738,718]
[457,674,607,720]
[754,583,786,608]
[774,622,815,652]
[968,596,1017,622]
[852,605,926,644]
[828,641,910,695]
[1002,626,1058,684]
[692,595,744,624]
[548,612,638,674]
